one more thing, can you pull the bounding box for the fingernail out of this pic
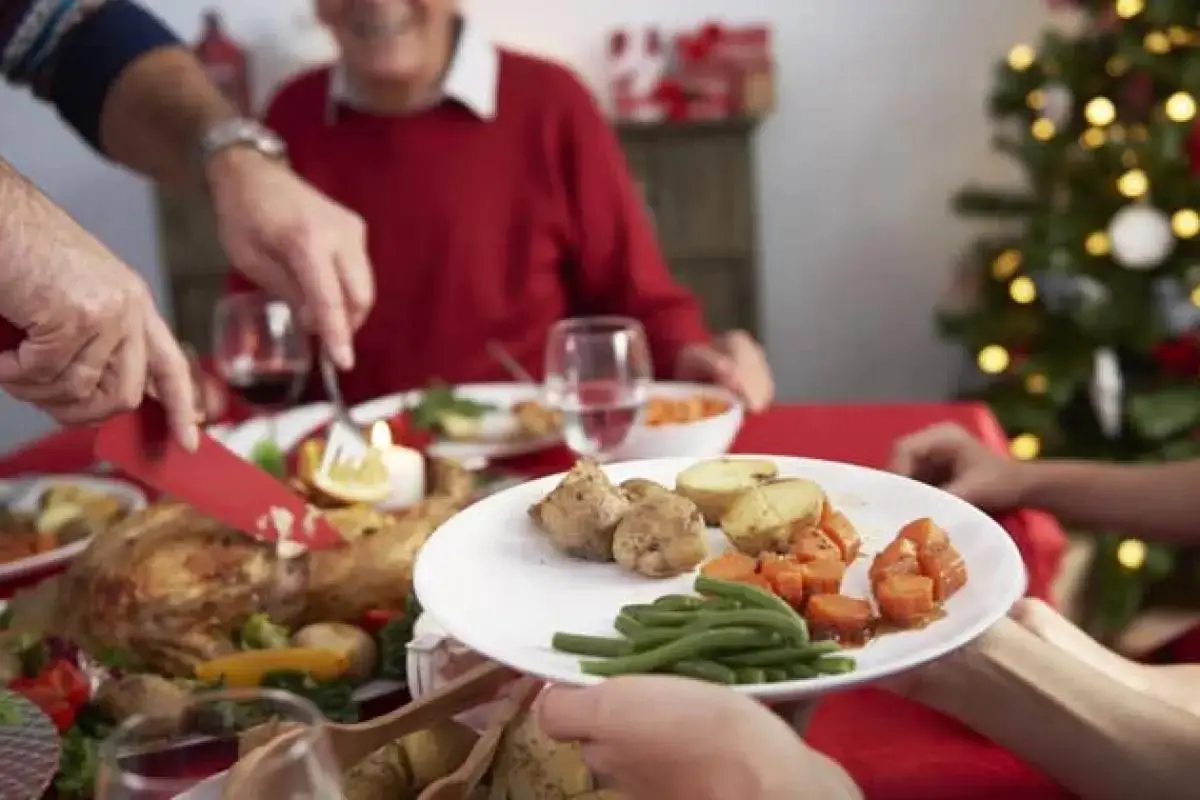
[182,425,200,452]
[333,344,354,371]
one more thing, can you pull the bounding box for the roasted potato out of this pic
[292,623,378,682]
[675,458,779,523]
[402,721,478,789]
[719,478,825,556]
[612,493,707,578]
[528,460,629,562]
[94,674,191,734]
[343,740,415,800]
[491,710,593,800]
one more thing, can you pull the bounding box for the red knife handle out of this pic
[0,318,21,351]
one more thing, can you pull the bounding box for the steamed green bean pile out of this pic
[551,575,857,684]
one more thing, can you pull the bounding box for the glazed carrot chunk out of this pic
[875,573,937,626]
[819,498,836,526]
[868,537,920,585]
[773,571,807,612]
[790,529,842,564]
[898,518,950,554]
[805,594,874,644]
[919,545,968,602]
[737,572,775,592]
[760,553,802,588]
[800,558,846,597]
[821,511,862,563]
[701,551,758,583]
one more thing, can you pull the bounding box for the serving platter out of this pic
[0,475,148,582]
[414,456,1027,702]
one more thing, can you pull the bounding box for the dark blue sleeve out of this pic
[48,0,182,152]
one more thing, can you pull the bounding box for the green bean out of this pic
[695,575,803,620]
[612,613,645,640]
[627,626,683,651]
[552,633,633,658]
[812,656,857,675]
[735,667,766,684]
[700,598,741,611]
[619,603,662,618]
[670,660,737,684]
[631,609,700,627]
[786,663,817,680]
[718,641,841,667]
[580,628,771,677]
[653,594,706,611]
[763,668,790,683]
[678,609,809,648]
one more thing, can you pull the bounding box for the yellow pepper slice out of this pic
[194,647,349,688]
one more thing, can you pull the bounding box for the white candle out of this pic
[369,421,426,511]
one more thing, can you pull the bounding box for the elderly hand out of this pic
[537,676,861,800]
[676,330,774,412]
[888,422,1030,512]
[0,220,198,448]
[206,150,374,370]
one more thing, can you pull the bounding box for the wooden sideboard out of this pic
[156,120,761,354]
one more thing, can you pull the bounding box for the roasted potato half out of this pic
[675,458,779,523]
[719,477,826,556]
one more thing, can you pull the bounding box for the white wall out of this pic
[0,0,1051,452]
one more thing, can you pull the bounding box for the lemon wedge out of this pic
[296,438,324,486]
[310,449,391,505]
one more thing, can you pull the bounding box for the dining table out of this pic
[0,400,1074,799]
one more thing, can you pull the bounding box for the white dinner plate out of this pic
[351,383,560,461]
[221,384,560,464]
[218,403,334,460]
[414,456,1027,701]
[0,475,148,582]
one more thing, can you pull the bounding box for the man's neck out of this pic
[345,19,458,115]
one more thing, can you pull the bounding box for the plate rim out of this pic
[414,454,1028,701]
[0,475,149,582]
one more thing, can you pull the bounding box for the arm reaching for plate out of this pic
[898,604,1200,800]
[889,423,1200,544]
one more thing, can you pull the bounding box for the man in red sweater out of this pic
[228,0,774,410]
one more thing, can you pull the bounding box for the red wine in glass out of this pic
[226,366,307,409]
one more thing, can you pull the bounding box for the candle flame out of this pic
[369,420,393,449]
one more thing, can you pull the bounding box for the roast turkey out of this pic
[10,461,470,677]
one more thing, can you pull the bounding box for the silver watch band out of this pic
[199,118,288,163]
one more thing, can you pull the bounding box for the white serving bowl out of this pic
[608,381,743,461]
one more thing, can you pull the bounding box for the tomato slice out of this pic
[42,659,90,707]
[361,608,403,633]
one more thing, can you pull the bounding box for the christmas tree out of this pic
[942,0,1200,640]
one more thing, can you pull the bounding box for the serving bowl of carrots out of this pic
[610,381,743,461]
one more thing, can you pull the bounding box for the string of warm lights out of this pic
[981,3,1200,465]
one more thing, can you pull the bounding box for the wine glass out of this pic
[543,316,653,460]
[212,292,312,440]
[97,688,342,799]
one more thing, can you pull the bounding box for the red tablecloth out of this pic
[0,402,1073,799]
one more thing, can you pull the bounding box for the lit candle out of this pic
[369,421,426,511]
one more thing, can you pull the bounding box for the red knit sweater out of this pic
[229,50,710,405]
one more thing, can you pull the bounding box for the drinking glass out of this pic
[97,688,341,799]
[543,316,652,460]
[212,292,312,439]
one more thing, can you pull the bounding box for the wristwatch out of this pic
[199,117,288,164]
